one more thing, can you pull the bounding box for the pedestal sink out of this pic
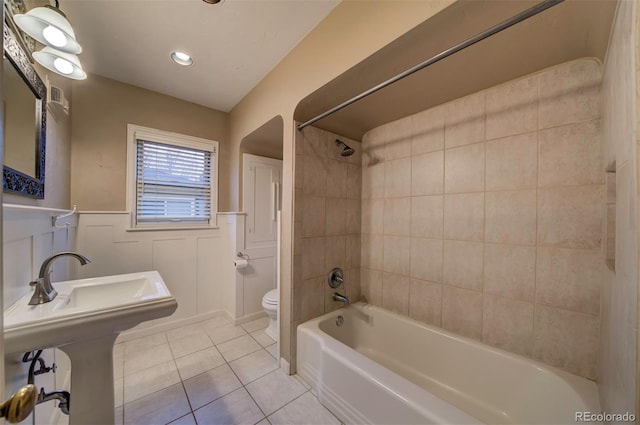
[4,271,178,425]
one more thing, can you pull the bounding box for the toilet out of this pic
[261,289,278,341]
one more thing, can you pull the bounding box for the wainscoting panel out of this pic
[3,204,78,425]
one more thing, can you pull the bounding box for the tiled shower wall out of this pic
[360,58,603,380]
[292,126,362,366]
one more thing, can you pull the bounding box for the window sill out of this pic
[125,225,220,232]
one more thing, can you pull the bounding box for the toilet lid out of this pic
[263,289,278,304]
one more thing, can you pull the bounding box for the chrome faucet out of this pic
[29,252,91,305]
[332,292,350,306]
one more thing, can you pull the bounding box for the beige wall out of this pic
[228,0,453,369]
[4,69,72,210]
[600,0,638,414]
[292,125,361,368]
[70,74,229,211]
[360,58,603,380]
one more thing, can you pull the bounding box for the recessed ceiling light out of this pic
[202,0,224,4]
[171,51,193,66]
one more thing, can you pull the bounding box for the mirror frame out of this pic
[3,22,46,199]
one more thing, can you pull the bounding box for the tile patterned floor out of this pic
[114,314,341,425]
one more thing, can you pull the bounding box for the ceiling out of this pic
[294,0,617,140]
[58,0,341,112]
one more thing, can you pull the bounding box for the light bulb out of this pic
[174,52,190,61]
[171,51,193,66]
[42,25,67,48]
[53,57,73,75]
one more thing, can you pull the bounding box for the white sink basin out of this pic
[4,271,177,425]
[4,271,177,354]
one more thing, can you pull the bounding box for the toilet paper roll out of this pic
[234,259,249,269]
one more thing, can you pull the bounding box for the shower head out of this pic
[335,139,355,157]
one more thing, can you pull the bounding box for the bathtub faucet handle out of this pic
[328,268,344,289]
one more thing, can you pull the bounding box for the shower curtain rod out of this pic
[297,0,564,131]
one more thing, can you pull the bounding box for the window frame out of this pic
[126,124,219,230]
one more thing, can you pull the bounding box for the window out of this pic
[127,125,218,229]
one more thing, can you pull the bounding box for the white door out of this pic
[242,154,282,247]
[240,154,282,317]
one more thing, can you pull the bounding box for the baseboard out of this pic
[116,310,233,343]
[233,310,267,326]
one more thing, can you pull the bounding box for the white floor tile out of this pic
[229,349,278,385]
[124,383,190,425]
[217,335,261,362]
[122,332,168,355]
[246,369,307,416]
[206,323,247,345]
[251,329,276,347]
[266,344,278,360]
[169,332,214,358]
[124,342,173,376]
[175,347,226,380]
[183,364,242,410]
[293,374,311,390]
[241,316,270,333]
[255,420,270,425]
[123,360,181,404]
[268,392,340,425]
[166,323,206,343]
[169,413,197,425]
[193,388,264,425]
[200,314,232,332]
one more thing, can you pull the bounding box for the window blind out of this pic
[136,139,212,223]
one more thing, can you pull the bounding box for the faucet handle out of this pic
[29,278,43,287]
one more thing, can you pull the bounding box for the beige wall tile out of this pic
[346,164,362,200]
[444,143,485,194]
[536,247,601,315]
[361,199,383,235]
[444,92,485,148]
[539,121,603,187]
[443,240,483,291]
[482,294,534,356]
[443,193,484,241]
[486,75,538,140]
[294,222,302,256]
[361,268,382,306]
[325,160,347,198]
[411,106,444,154]
[302,126,328,158]
[442,286,483,340]
[385,157,411,198]
[295,154,304,190]
[538,186,604,249]
[382,272,410,315]
[411,195,443,239]
[383,236,410,275]
[302,196,325,238]
[346,235,361,269]
[345,268,361,302]
[485,132,537,191]
[409,279,442,326]
[345,199,361,235]
[384,197,411,236]
[300,277,324,322]
[303,154,327,197]
[412,151,444,196]
[361,234,383,271]
[533,305,599,379]
[301,237,325,280]
[484,244,535,302]
[410,238,443,282]
[539,59,602,129]
[294,188,303,222]
[362,161,385,200]
[325,235,346,271]
[485,190,536,245]
[383,119,413,160]
[325,197,346,236]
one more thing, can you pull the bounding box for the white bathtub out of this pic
[297,302,601,425]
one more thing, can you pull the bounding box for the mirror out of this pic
[2,23,46,198]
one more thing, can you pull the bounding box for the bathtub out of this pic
[297,302,601,425]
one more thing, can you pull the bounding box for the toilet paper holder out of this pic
[237,252,249,259]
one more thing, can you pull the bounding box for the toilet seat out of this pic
[263,289,278,305]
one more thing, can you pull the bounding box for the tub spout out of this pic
[333,292,350,306]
